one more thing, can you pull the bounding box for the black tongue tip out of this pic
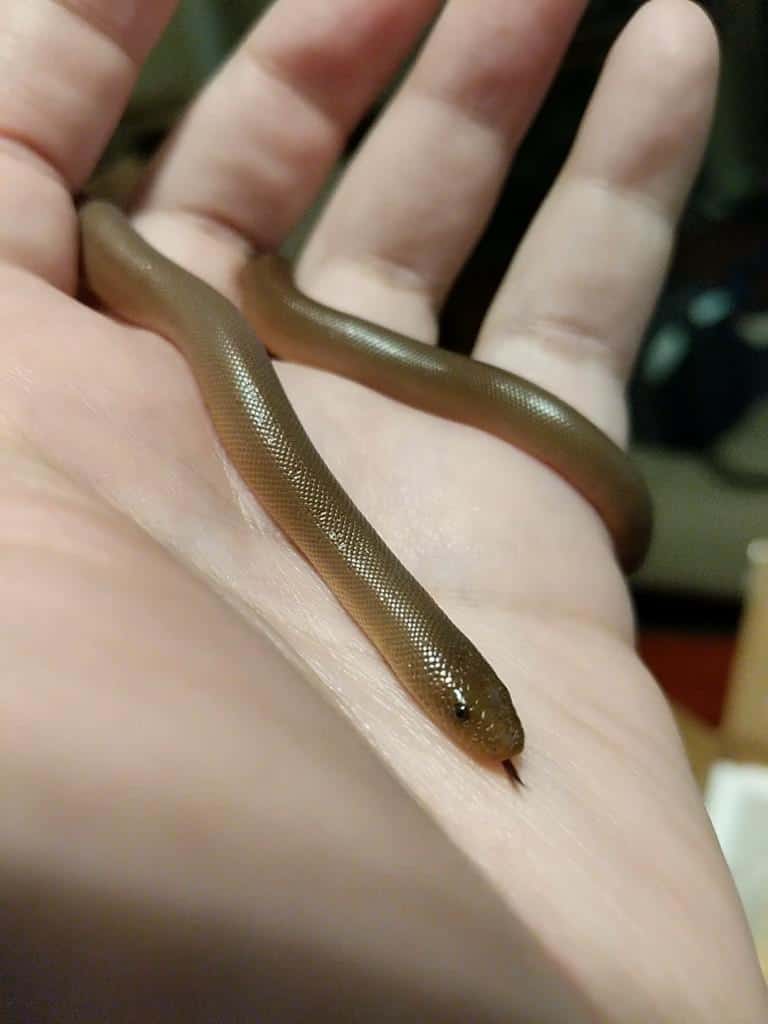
[502,759,524,786]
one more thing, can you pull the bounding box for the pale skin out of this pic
[0,0,765,1021]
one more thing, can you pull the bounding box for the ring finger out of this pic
[137,0,588,342]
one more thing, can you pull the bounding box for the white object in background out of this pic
[706,760,768,973]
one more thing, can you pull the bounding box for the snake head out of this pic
[426,640,525,762]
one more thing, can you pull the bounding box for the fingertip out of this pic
[568,0,720,215]
[618,0,720,100]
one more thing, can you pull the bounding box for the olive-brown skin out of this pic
[242,254,652,574]
[79,201,651,768]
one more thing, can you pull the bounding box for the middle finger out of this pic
[139,0,443,246]
[300,0,587,341]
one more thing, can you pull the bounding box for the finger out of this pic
[300,0,588,342]
[139,0,443,247]
[0,0,176,285]
[475,0,719,441]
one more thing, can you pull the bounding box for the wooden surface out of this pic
[720,541,768,763]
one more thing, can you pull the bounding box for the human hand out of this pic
[1,0,765,1020]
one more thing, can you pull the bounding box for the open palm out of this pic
[1,0,765,1021]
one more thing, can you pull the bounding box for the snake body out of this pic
[79,200,652,771]
[242,254,652,574]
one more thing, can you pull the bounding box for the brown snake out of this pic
[79,200,652,776]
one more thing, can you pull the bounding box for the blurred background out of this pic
[93,0,768,973]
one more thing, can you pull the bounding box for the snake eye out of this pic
[454,701,470,721]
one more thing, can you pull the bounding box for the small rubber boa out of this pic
[79,200,652,773]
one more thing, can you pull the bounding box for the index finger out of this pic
[475,0,719,441]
